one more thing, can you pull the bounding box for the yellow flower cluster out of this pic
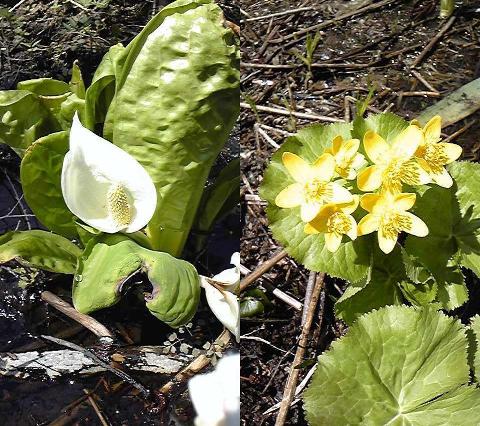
[275,116,462,254]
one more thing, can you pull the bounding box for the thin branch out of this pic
[240,249,288,292]
[41,291,114,339]
[240,102,343,123]
[411,16,456,68]
[243,7,314,22]
[158,329,231,397]
[274,273,325,425]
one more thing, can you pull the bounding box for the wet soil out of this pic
[240,1,480,424]
[0,0,239,424]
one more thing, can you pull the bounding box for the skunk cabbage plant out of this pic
[0,0,239,330]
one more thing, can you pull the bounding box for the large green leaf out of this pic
[0,230,81,274]
[404,184,471,310]
[260,122,371,282]
[469,315,480,382]
[73,236,200,327]
[112,1,239,256]
[20,131,77,238]
[0,90,59,156]
[448,162,480,276]
[304,306,480,425]
[335,245,405,324]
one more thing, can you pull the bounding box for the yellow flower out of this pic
[357,125,430,193]
[325,135,365,180]
[412,116,462,188]
[357,192,428,254]
[304,196,359,252]
[275,152,353,223]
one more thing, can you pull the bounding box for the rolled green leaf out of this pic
[20,131,77,238]
[84,43,125,132]
[0,230,81,274]
[112,0,239,255]
[73,236,200,327]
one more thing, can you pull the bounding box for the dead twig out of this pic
[243,7,314,22]
[301,272,316,326]
[240,102,343,122]
[271,0,396,43]
[411,70,439,94]
[158,329,231,396]
[41,291,114,339]
[411,15,456,68]
[83,389,109,426]
[274,273,325,426]
[240,249,288,292]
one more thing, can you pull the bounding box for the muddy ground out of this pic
[240,1,480,424]
[0,0,239,424]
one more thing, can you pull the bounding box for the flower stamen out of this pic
[326,212,352,235]
[424,144,450,173]
[107,184,132,227]
[380,212,412,240]
[304,179,332,203]
[382,159,420,192]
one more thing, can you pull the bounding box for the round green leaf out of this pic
[20,131,77,238]
[304,306,480,425]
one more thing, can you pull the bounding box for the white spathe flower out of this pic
[61,114,157,233]
[188,353,240,426]
[200,253,240,342]
[211,252,240,292]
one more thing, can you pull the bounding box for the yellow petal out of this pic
[392,125,423,159]
[346,215,357,240]
[439,142,462,163]
[325,232,342,252]
[360,193,381,212]
[275,183,304,208]
[340,138,360,159]
[328,183,353,204]
[378,228,397,254]
[431,167,453,188]
[301,201,321,223]
[403,212,429,237]
[357,214,380,236]
[364,131,389,163]
[423,115,441,145]
[341,195,360,215]
[410,119,421,127]
[305,211,329,234]
[357,165,383,192]
[304,223,320,234]
[282,152,311,183]
[312,153,335,181]
[393,193,416,211]
[331,135,343,155]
